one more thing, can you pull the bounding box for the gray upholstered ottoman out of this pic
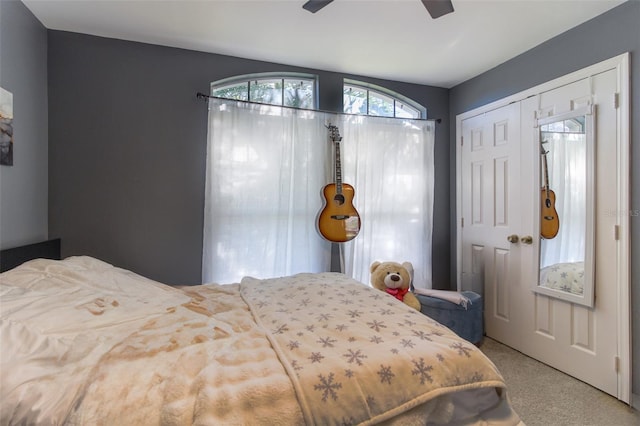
[416,291,483,344]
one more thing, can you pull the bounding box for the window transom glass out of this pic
[211,73,317,109]
[343,80,425,119]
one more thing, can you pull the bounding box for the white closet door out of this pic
[519,71,619,397]
[460,103,523,348]
[459,65,625,399]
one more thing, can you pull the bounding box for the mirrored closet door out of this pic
[457,53,630,402]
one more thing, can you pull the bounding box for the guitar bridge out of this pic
[331,215,351,220]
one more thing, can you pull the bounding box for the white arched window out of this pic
[211,73,317,109]
[203,75,434,289]
[343,79,425,119]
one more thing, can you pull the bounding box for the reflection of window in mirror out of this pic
[535,106,595,307]
[540,117,587,268]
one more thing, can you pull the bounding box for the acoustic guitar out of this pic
[318,125,361,242]
[540,142,560,239]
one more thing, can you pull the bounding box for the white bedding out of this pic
[0,257,521,425]
[539,261,585,295]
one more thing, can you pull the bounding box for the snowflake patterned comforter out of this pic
[1,256,521,425]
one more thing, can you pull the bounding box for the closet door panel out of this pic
[460,103,522,349]
[521,72,618,397]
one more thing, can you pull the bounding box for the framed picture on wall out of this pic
[1,87,14,166]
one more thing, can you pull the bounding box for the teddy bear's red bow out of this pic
[385,287,409,301]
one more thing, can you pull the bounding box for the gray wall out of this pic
[449,0,640,402]
[0,0,48,250]
[47,31,451,287]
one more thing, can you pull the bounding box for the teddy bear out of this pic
[370,261,421,311]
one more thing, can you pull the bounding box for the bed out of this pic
[539,261,585,295]
[0,252,521,425]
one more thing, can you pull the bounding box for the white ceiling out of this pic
[22,0,625,88]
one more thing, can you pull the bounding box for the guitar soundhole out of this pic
[545,199,551,208]
[333,194,345,205]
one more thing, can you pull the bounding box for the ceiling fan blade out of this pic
[421,0,454,19]
[303,0,334,13]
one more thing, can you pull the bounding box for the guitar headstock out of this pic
[327,124,342,142]
[540,139,549,155]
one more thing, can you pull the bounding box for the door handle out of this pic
[507,234,519,243]
[521,235,533,245]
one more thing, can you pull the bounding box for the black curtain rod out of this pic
[196,92,442,124]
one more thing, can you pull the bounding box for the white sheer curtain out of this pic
[203,98,435,287]
[540,134,587,268]
[337,115,435,289]
[202,99,332,283]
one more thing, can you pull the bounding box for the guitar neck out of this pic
[334,138,343,194]
[542,153,550,193]
[328,124,343,195]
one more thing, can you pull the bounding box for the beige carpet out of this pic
[480,337,639,426]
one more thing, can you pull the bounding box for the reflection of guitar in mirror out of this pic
[318,124,361,242]
[540,142,559,239]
